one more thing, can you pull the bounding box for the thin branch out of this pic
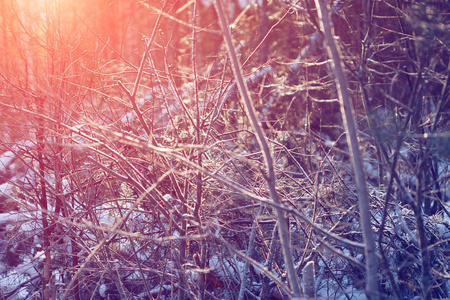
[213,1,302,297]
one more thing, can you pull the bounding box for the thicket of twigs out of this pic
[0,0,449,299]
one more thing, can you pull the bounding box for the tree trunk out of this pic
[214,0,302,298]
[313,0,380,298]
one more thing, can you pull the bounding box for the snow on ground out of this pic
[0,272,31,299]
[0,256,40,299]
[0,182,11,198]
[120,111,137,124]
[209,254,247,281]
[0,151,15,174]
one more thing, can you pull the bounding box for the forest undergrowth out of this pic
[0,0,449,299]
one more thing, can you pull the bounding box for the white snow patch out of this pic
[0,151,15,173]
[33,250,45,261]
[0,272,31,299]
[121,111,137,124]
[99,283,108,298]
[0,183,11,198]
[15,259,39,278]
[0,212,28,224]
[209,255,248,280]
[62,179,71,194]
[149,284,172,295]
[335,289,366,300]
